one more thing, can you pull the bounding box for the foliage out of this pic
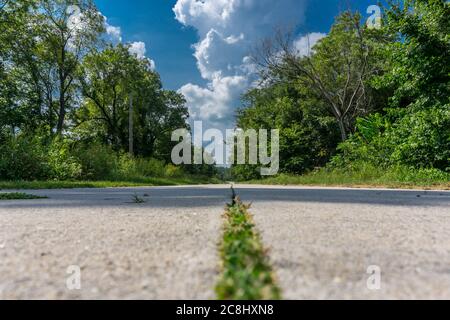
[216,198,281,300]
[377,0,450,110]
[234,71,340,180]
[236,1,449,182]
[0,135,48,180]
[332,0,450,173]
[0,0,208,183]
[72,142,118,180]
[0,134,217,182]
[255,12,390,141]
[76,44,190,161]
[250,165,450,189]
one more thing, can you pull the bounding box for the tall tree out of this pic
[77,44,189,158]
[32,0,104,134]
[0,0,39,134]
[255,13,388,141]
[379,0,450,109]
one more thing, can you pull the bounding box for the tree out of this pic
[236,80,340,176]
[0,0,40,134]
[255,13,388,141]
[78,44,189,159]
[78,44,138,148]
[31,0,104,134]
[377,0,450,109]
[334,0,450,172]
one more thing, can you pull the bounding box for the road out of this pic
[1,185,449,299]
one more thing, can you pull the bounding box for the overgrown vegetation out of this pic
[0,192,47,200]
[0,0,217,185]
[0,134,216,184]
[235,0,449,186]
[250,166,450,190]
[216,196,281,300]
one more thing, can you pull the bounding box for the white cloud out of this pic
[128,41,156,70]
[173,0,308,130]
[105,21,122,43]
[97,15,156,69]
[293,32,326,57]
[129,41,146,59]
[193,29,247,80]
[179,75,248,128]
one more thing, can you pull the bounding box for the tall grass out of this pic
[249,164,450,189]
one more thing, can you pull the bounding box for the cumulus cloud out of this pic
[173,0,309,131]
[99,15,156,69]
[293,32,326,57]
[128,41,156,70]
[179,75,248,128]
[128,41,146,59]
[105,20,122,43]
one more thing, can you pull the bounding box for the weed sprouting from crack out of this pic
[132,193,146,204]
[216,189,281,300]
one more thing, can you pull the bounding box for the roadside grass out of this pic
[0,176,221,190]
[0,192,47,200]
[247,166,450,190]
[216,196,281,300]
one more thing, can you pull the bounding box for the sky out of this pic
[95,0,380,131]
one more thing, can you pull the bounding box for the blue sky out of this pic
[95,0,380,128]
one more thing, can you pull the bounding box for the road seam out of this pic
[215,188,281,300]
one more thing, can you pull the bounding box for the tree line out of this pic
[234,0,449,180]
[0,0,216,181]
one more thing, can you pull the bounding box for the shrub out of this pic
[135,158,166,177]
[115,154,172,180]
[0,135,48,180]
[332,105,450,172]
[47,138,82,180]
[73,143,118,180]
[165,164,183,178]
[0,134,191,182]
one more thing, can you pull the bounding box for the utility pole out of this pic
[129,94,134,156]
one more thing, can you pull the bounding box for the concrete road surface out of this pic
[1,185,450,299]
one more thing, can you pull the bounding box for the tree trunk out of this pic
[56,45,66,135]
[337,119,348,142]
[56,93,65,134]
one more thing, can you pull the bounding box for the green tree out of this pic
[33,0,104,134]
[236,80,339,176]
[377,0,450,109]
[256,12,389,141]
[0,0,42,135]
[78,44,189,159]
[335,0,450,172]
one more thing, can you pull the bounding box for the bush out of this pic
[0,135,48,180]
[388,106,450,171]
[73,142,118,180]
[165,164,183,178]
[0,134,193,182]
[47,138,82,180]
[115,154,179,180]
[333,106,450,172]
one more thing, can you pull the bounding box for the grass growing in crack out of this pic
[216,196,281,300]
[132,193,146,204]
[0,192,47,200]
